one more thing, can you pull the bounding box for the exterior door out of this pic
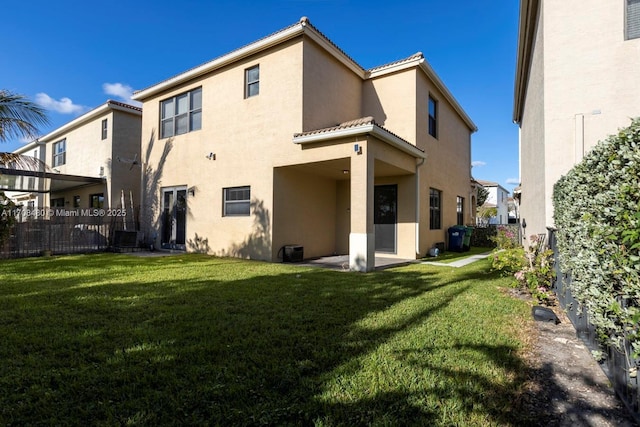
[374,184,397,253]
[161,186,187,250]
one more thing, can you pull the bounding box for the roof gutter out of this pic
[513,0,540,124]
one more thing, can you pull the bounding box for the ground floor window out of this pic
[457,196,464,225]
[429,188,442,230]
[223,186,250,216]
[51,197,65,208]
[90,193,104,209]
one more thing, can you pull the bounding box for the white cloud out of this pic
[35,93,87,115]
[506,178,520,185]
[471,161,486,168]
[103,82,142,107]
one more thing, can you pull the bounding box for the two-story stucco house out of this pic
[513,0,640,239]
[133,17,476,272]
[476,179,510,225]
[4,100,142,214]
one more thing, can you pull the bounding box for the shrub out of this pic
[491,225,519,249]
[553,117,640,358]
[0,192,17,245]
[514,235,555,305]
[490,248,525,279]
[490,234,555,305]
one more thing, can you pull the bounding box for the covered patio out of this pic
[273,117,426,272]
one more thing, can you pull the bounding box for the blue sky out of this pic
[3,0,520,191]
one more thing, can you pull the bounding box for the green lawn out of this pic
[0,253,531,426]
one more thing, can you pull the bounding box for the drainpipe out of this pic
[575,113,585,163]
[415,156,426,256]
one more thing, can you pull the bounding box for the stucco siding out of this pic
[139,40,305,259]
[519,0,546,237]
[362,70,417,143]
[518,0,640,238]
[302,38,362,132]
[416,71,473,254]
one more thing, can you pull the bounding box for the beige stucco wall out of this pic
[110,110,142,211]
[519,0,640,238]
[139,40,304,260]
[519,2,547,239]
[415,71,473,254]
[139,32,473,263]
[272,167,338,259]
[45,108,141,210]
[302,38,362,131]
[362,66,473,255]
[363,70,417,143]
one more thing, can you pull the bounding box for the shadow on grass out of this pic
[0,254,532,425]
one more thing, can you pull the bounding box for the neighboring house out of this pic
[132,17,476,272]
[3,100,142,214]
[513,0,640,238]
[476,180,510,225]
[4,140,47,211]
[507,196,519,223]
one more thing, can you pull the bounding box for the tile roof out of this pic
[293,117,425,157]
[367,52,424,73]
[106,99,142,113]
[294,116,378,138]
[477,179,500,187]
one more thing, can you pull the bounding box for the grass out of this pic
[0,253,531,426]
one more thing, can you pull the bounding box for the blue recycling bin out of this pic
[448,226,465,252]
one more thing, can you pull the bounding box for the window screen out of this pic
[627,0,640,40]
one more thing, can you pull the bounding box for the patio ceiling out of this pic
[281,157,415,181]
[0,153,105,193]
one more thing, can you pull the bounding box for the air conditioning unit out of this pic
[283,245,304,262]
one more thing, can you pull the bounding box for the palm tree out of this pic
[0,89,49,143]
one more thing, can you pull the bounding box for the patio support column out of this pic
[349,142,375,272]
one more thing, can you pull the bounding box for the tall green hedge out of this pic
[553,118,640,358]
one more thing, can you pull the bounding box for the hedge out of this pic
[553,118,640,358]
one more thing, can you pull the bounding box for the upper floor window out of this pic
[245,65,260,98]
[223,186,250,216]
[101,119,108,140]
[429,188,442,230]
[627,0,640,40]
[52,139,66,167]
[428,96,438,138]
[160,87,202,138]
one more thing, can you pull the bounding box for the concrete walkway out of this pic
[422,252,492,268]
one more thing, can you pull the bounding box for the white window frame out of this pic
[457,196,464,225]
[245,65,260,98]
[428,95,438,139]
[429,188,442,230]
[223,186,251,216]
[626,0,640,40]
[160,87,202,139]
[101,118,108,140]
[52,139,66,167]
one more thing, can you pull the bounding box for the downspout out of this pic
[415,156,426,256]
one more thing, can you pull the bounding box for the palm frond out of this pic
[0,90,50,142]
